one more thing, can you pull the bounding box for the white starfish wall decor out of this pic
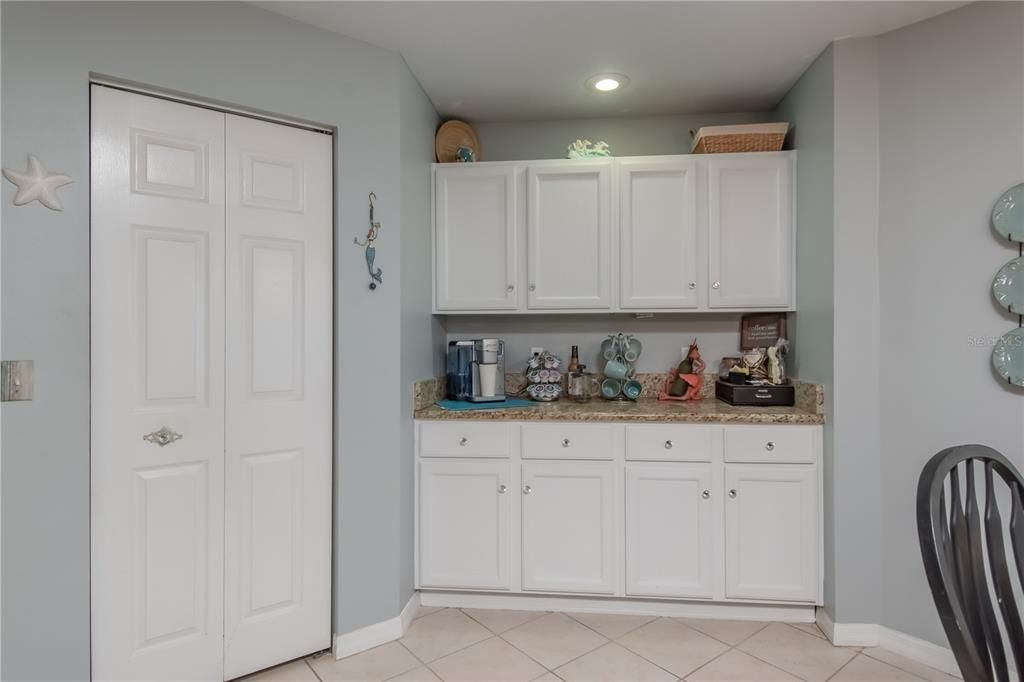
[3,155,73,211]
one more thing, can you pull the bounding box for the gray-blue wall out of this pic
[773,44,838,619]
[0,3,436,679]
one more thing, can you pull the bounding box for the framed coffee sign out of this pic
[740,313,787,350]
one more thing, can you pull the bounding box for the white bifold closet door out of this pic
[91,85,332,682]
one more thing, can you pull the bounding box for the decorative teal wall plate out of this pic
[993,257,1024,313]
[992,183,1024,242]
[992,328,1024,386]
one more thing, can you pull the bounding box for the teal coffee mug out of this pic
[604,358,632,380]
[601,378,622,399]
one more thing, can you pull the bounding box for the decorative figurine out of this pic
[455,146,475,162]
[354,192,383,290]
[660,339,705,402]
[567,139,612,159]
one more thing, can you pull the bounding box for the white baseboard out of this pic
[816,608,963,678]
[332,592,421,660]
[419,591,815,623]
[876,626,963,678]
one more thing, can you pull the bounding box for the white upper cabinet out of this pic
[527,161,613,309]
[435,164,524,311]
[432,152,795,313]
[707,155,794,308]
[619,157,699,309]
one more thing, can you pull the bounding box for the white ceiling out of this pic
[258,1,963,121]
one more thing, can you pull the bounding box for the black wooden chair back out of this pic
[917,445,1024,682]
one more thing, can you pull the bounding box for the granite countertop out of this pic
[414,397,823,425]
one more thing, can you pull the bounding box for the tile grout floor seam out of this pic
[558,615,691,680]
[859,646,954,680]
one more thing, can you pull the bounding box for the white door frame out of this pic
[88,80,336,680]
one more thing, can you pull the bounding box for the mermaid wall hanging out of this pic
[355,192,383,290]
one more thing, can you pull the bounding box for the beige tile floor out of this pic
[241,608,961,682]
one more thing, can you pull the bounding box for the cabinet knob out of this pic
[664,440,673,449]
[459,437,469,446]
[498,484,508,494]
[523,485,533,495]
[712,281,721,289]
[507,284,515,293]
[529,284,536,292]
[765,441,775,451]
[702,490,710,499]
[728,489,737,498]
[562,438,572,448]
[688,282,697,290]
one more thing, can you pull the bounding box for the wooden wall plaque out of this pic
[740,313,787,350]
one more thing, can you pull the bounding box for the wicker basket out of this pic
[690,123,788,154]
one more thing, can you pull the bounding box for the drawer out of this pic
[419,422,512,458]
[723,426,816,464]
[521,423,615,460]
[625,425,717,462]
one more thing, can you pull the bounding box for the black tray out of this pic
[715,379,795,406]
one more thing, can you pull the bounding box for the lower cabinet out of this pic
[521,462,616,594]
[724,464,819,602]
[419,460,511,590]
[625,464,714,598]
[415,421,822,605]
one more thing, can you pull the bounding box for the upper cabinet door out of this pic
[619,158,699,309]
[435,164,523,311]
[527,162,612,309]
[707,155,794,309]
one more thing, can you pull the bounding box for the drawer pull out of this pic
[728,489,737,499]
[765,441,775,451]
[498,484,508,494]
[459,437,469,446]
[523,485,533,495]
[701,490,710,499]
[664,440,673,449]
[562,438,572,448]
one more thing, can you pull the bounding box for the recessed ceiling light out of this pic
[586,74,629,93]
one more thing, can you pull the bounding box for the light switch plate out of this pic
[1,360,34,401]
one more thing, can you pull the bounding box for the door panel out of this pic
[625,464,714,598]
[419,461,512,590]
[435,165,523,310]
[619,158,699,308]
[224,114,332,679]
[725,465,818,601]
[708,155,793,308]
[521,462,616,594]
[527,162,612,309]
[92,84,226,682]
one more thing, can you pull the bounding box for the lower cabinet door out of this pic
[521,462,616,594]
[419,461,511,590]
[725,464,818,601]
[625,464,714,598]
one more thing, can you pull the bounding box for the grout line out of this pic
[563,611,657,641]
[825,653,862,681]
[420,634,499,670]
[860,647,951,680]
[555,614,681,679]
[783,621,826,640]
[736,643,816,682]
[860,647,937,679]
[397,639,429,667]
[459,606,549,634]
[681,618,771,648]
[303,657,324,682]
[678,644,735,681]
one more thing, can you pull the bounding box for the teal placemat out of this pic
[436,399,536,411]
